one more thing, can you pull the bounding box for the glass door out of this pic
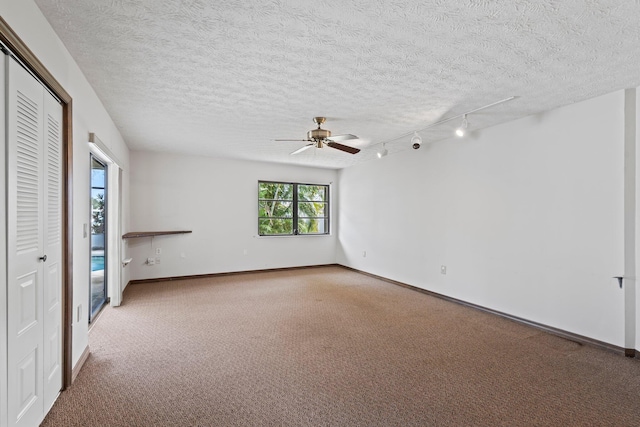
[90,155,108,321]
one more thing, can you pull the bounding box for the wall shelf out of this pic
[122,230,192,239]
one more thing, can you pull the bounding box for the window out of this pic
[258,181,329,236]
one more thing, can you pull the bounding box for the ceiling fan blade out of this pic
[290,144,314,155]
[327,134,358,142]
[326,141,360,154]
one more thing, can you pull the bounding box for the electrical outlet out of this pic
[441,265,447,275]
[147,257,155,265]
[156,248,162,255]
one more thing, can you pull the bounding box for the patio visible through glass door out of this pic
[90,155,108,321]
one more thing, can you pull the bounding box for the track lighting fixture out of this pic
[369,96,516,157]
[411,132,422,149]
[455,114,468,137]
[377,143,388,158]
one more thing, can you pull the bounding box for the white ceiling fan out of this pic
[275,117,361,155]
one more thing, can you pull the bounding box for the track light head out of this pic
[377,143,388,158]
[411,132,422,149]
[456,114,468,137]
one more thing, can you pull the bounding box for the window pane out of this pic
[259,182,293,200]
[298,185,326,202]
[259,218,293,235]
[259,200,293,218]
[298,218,328,234]
[298,201,327,217]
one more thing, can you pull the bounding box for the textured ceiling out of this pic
[35,0,640,169]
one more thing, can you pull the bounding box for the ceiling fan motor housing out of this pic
[308,128,331,141]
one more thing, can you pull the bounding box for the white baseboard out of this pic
[72,345,91,383]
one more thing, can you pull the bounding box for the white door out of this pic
[6,56,62,427]
[42,77,63,412]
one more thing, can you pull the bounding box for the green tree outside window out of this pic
[258,181,329,235]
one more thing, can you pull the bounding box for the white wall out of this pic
[338,91,627,347]
[1,0,131,367]
[128,151,338,280]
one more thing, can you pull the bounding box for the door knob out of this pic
[39,254,47,262]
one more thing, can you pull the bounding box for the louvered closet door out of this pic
[6,57,62,426]
[42,80,63,412]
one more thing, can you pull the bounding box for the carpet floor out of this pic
[41,266,640,426]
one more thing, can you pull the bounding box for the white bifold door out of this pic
[6,55,63,426]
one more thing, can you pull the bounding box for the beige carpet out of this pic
[42,266,640,426]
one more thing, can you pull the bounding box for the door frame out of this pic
[0,17,74,389]
[89,153,108,321]
[89,133,124,307]
[0,45,7,426]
